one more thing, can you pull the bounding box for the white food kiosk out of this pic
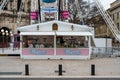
[17,20,94,59]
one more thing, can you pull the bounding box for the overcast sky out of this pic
[100,0,116,10]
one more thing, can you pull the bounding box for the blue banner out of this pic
[42,0,56,3]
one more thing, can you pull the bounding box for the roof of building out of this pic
[17,20,94,36]
[109,0,120,11]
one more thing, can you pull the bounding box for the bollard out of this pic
[55,64,65,76]
[91,64,95,76]
[25,64,29,75]
[59,64,62,75]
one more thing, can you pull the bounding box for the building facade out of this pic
[85,15,112,38]
[108,0,120,47]
[0,0,30,33]
[0,0,30,48]
[85,0,120,47]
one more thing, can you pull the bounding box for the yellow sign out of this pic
[52,23,58,31]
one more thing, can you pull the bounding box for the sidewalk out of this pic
[0,56,120,77]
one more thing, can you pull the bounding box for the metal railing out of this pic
[0,42,20,54]
[91,47,120,57]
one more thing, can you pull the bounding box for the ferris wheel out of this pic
[41,0,58,21]
[30,0,70,24]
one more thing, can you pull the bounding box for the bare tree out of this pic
[68,1,78,23]
[68,0,99,25]
[68,0,90,24]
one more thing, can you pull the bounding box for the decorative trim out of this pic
[52,23,58,31]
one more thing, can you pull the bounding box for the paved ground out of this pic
[0,78,120,80]
[0,56,120,77]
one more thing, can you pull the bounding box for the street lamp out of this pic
[9,31,13,38]
[5,30,9,48]
[1,29,5,53]
[0,28,13,53]
[9,31,13,50]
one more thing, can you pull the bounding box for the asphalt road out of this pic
[0,78,120,80]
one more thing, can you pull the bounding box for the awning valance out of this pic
[20,32,93,36]
[56,32,93,36]
[20,32,55,35]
